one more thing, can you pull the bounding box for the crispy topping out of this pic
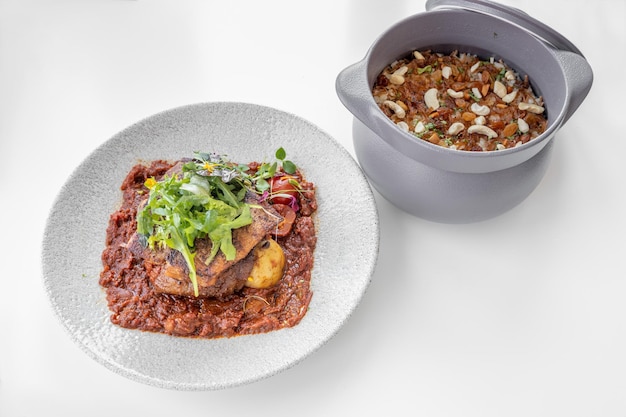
[372,50,548,151]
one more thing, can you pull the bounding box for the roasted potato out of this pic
[245,239,286,289]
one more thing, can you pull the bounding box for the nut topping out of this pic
[493,80,507,98]
[396,121,409,132]
[470,102,490,116]
[389,66,409,85]
[442,66,452,79]
[518,118,530,133]
[383,100,406,118]
[424,88,440,110]
[447,88,464,99]
[389,74,405,85]
[502,90,518,104]
[372,50,548,151]
[502,122,518,137]
[447,122,465,136]
[518,102,545,114]
[474,115,486,125]
[468,125,498,138]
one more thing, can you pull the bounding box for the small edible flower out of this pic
[203,162,215,174]
[287,194,300,212]
[144,177,157,189]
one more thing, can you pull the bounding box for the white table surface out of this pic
[1,0,625,415]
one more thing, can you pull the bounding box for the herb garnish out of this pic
[495,67,507,81]
[417,65,433,74]
[468,90,481,102]
[137,148,298,297]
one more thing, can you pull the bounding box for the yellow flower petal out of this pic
[144,177,157,189]
[203,162,214,173]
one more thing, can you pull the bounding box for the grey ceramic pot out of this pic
[336,0,593,223]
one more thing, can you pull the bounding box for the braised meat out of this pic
[129,197,282,298]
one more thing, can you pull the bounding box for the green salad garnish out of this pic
[137,148,297,297]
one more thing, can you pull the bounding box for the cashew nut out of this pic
[493,80,507,99]
[413,51,425,61]
[472,87,483,99]
[518,102,545,114]
[502,89,518,104]
[389,66,409,85]
[394,66,409,76]
[447,122,465,136]
[470,102,491,116]
[383,100,406,118]
[468,124,498,138]
[389,74,405,85]
[424,88,440,110]
[447,88,464,99]
[517,118,529,133]
[474,115,486,125]
[397,121,409,132]
[442,66,452,79]
[373,95,383,105]
[414,120,426,133]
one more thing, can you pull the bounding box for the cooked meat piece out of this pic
[192,201,281,279]
[129,193,282,298]
[163,160,187,177]
[155,250,255,298]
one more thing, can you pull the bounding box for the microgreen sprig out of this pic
[275,147,297,175]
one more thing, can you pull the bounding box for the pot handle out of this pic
[336,60,387,130]
[551,50,594,124]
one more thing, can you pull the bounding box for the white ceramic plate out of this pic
[41,102,379,390]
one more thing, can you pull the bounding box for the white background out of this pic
[1,0,625,415]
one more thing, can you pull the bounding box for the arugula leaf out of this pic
[205,204,252,265]
[165,226,199,296]
[137,170,249,297]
